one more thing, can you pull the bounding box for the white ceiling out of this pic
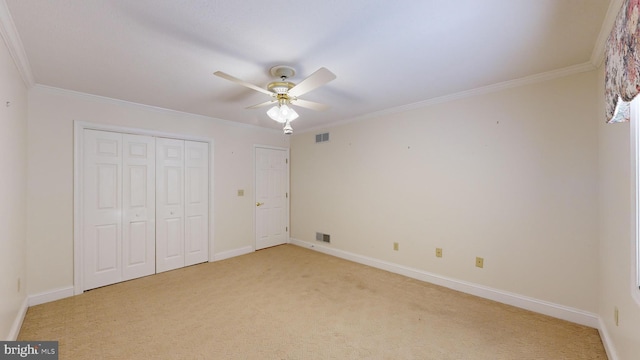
[4,0,614,132]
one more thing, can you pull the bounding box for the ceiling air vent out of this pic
[315,132,329,143]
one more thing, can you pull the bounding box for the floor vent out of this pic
[315,132,329,143]
[316,232,330,243]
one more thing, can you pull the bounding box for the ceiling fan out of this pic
[214,65,336,134]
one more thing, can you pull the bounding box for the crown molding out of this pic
[0,0,34,87]
[591,0,625,68]
[298,61,597,134]
[32,84,283,133]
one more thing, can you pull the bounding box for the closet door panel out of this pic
[83,130,123,290]
[184,141,209,266]
[122,134,156,281]
[156,138,185,273]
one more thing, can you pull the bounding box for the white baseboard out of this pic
[28,286,74,307]
[289,238,599,328]
[213,245,254,261]
[7,297,28,340]
[26,247,254,308]
[598,317,620,360]
[8,288,73,339]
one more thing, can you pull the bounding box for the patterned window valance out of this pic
[605,0,640,123]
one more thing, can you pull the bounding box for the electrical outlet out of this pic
[393,242,399,251]
[475,257,484,268]
[614,306,619,326]
[435,248,443,258]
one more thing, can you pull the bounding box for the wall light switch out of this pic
[436,248,443,258]
[237,189,244,197]
[393,242,399,251]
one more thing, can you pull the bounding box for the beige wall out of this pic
[13,52,640,358]
[291,70,600,312]
[16,51,640,358]
[26,86,288,295]
[596,67,640,358]
[0,35,28,339]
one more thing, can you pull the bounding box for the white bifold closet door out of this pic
[184,141,209,266]
[122,134,156,281]
[83,130,209,290]
[156,138,209,273]
[83,130,156,290]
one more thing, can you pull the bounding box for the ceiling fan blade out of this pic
[288,67,336,97]
[246,100,277,109]
[291,98,330,111]
[214,71,274,96]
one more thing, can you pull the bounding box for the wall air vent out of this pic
[316,232,331,243]
[315,132,329,143]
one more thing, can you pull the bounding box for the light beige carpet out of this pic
[19,244,607,359]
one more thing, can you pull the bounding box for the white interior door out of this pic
[83,130,123,290]
[156,138,185,273]
[122,134,156,280]
[255,147,289,250]
[184,141,209,266]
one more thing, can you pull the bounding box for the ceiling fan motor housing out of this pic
[268,66,297,95]
[268,81,295,95]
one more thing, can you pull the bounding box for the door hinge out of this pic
[286,158,288,164]
[286,192,288,198]
[286,226,288,232]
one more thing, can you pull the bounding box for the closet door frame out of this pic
[73,121,214,295]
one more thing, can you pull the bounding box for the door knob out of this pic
[256,202,264,207]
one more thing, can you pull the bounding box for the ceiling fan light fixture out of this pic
[267,103,298,123]
[280,104,299,120]
[267,105,284,122]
